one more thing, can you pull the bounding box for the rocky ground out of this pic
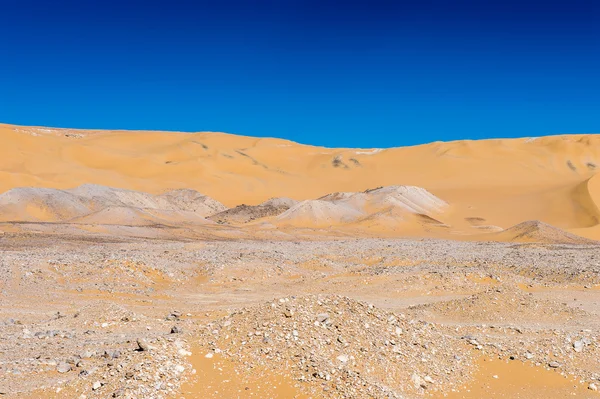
[1,233,599,398]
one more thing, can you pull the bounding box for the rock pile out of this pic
[200,295,474,398]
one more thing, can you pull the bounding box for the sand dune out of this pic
[1,123,600,241]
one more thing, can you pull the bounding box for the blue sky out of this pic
[0,0,598,147]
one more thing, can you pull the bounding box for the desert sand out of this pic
[1,123,600,241]
[1,123,600,399]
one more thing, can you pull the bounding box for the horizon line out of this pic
[2,121,599,150]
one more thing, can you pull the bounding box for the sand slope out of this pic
[1,123,600,240]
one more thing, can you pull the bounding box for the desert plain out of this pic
[0,123,600,398]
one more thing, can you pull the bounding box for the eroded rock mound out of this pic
[208,197,297,225]
[494,220,597,244]
[157,188,227,217]
[276,185,449,228]
[0,187,92,222]
[0,184,224,226]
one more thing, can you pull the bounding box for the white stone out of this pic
[178,349,192,356]
[336,354,349,363]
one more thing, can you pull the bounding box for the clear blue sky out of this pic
[0,0,598,147]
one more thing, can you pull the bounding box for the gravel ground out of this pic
[0,233,599,398]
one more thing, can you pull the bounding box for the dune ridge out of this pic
[1,123,600,240]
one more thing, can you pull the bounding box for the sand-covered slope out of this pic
[2,123,600,239]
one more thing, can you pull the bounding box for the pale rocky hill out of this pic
[0,184,225,226]
[491,220,599,244]
[276,185,449,229]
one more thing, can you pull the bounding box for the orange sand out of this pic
[435,357,598,399]
[1,123,600,240]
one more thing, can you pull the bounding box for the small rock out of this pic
[316,313,329,323]
[548,361,560,368]
[56,362,71,373]
[336,354,349,363]
[79,367,96,377]
[411,373,426,388]
[171,326,182,334]
[137,339,150,352]
[178,348,192,356]
[166,311,182,321]
[573,340,584,353]
[589,383,598,391]
[92,381,102,391]
[205,353,213,359]
[104,350,120,359]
